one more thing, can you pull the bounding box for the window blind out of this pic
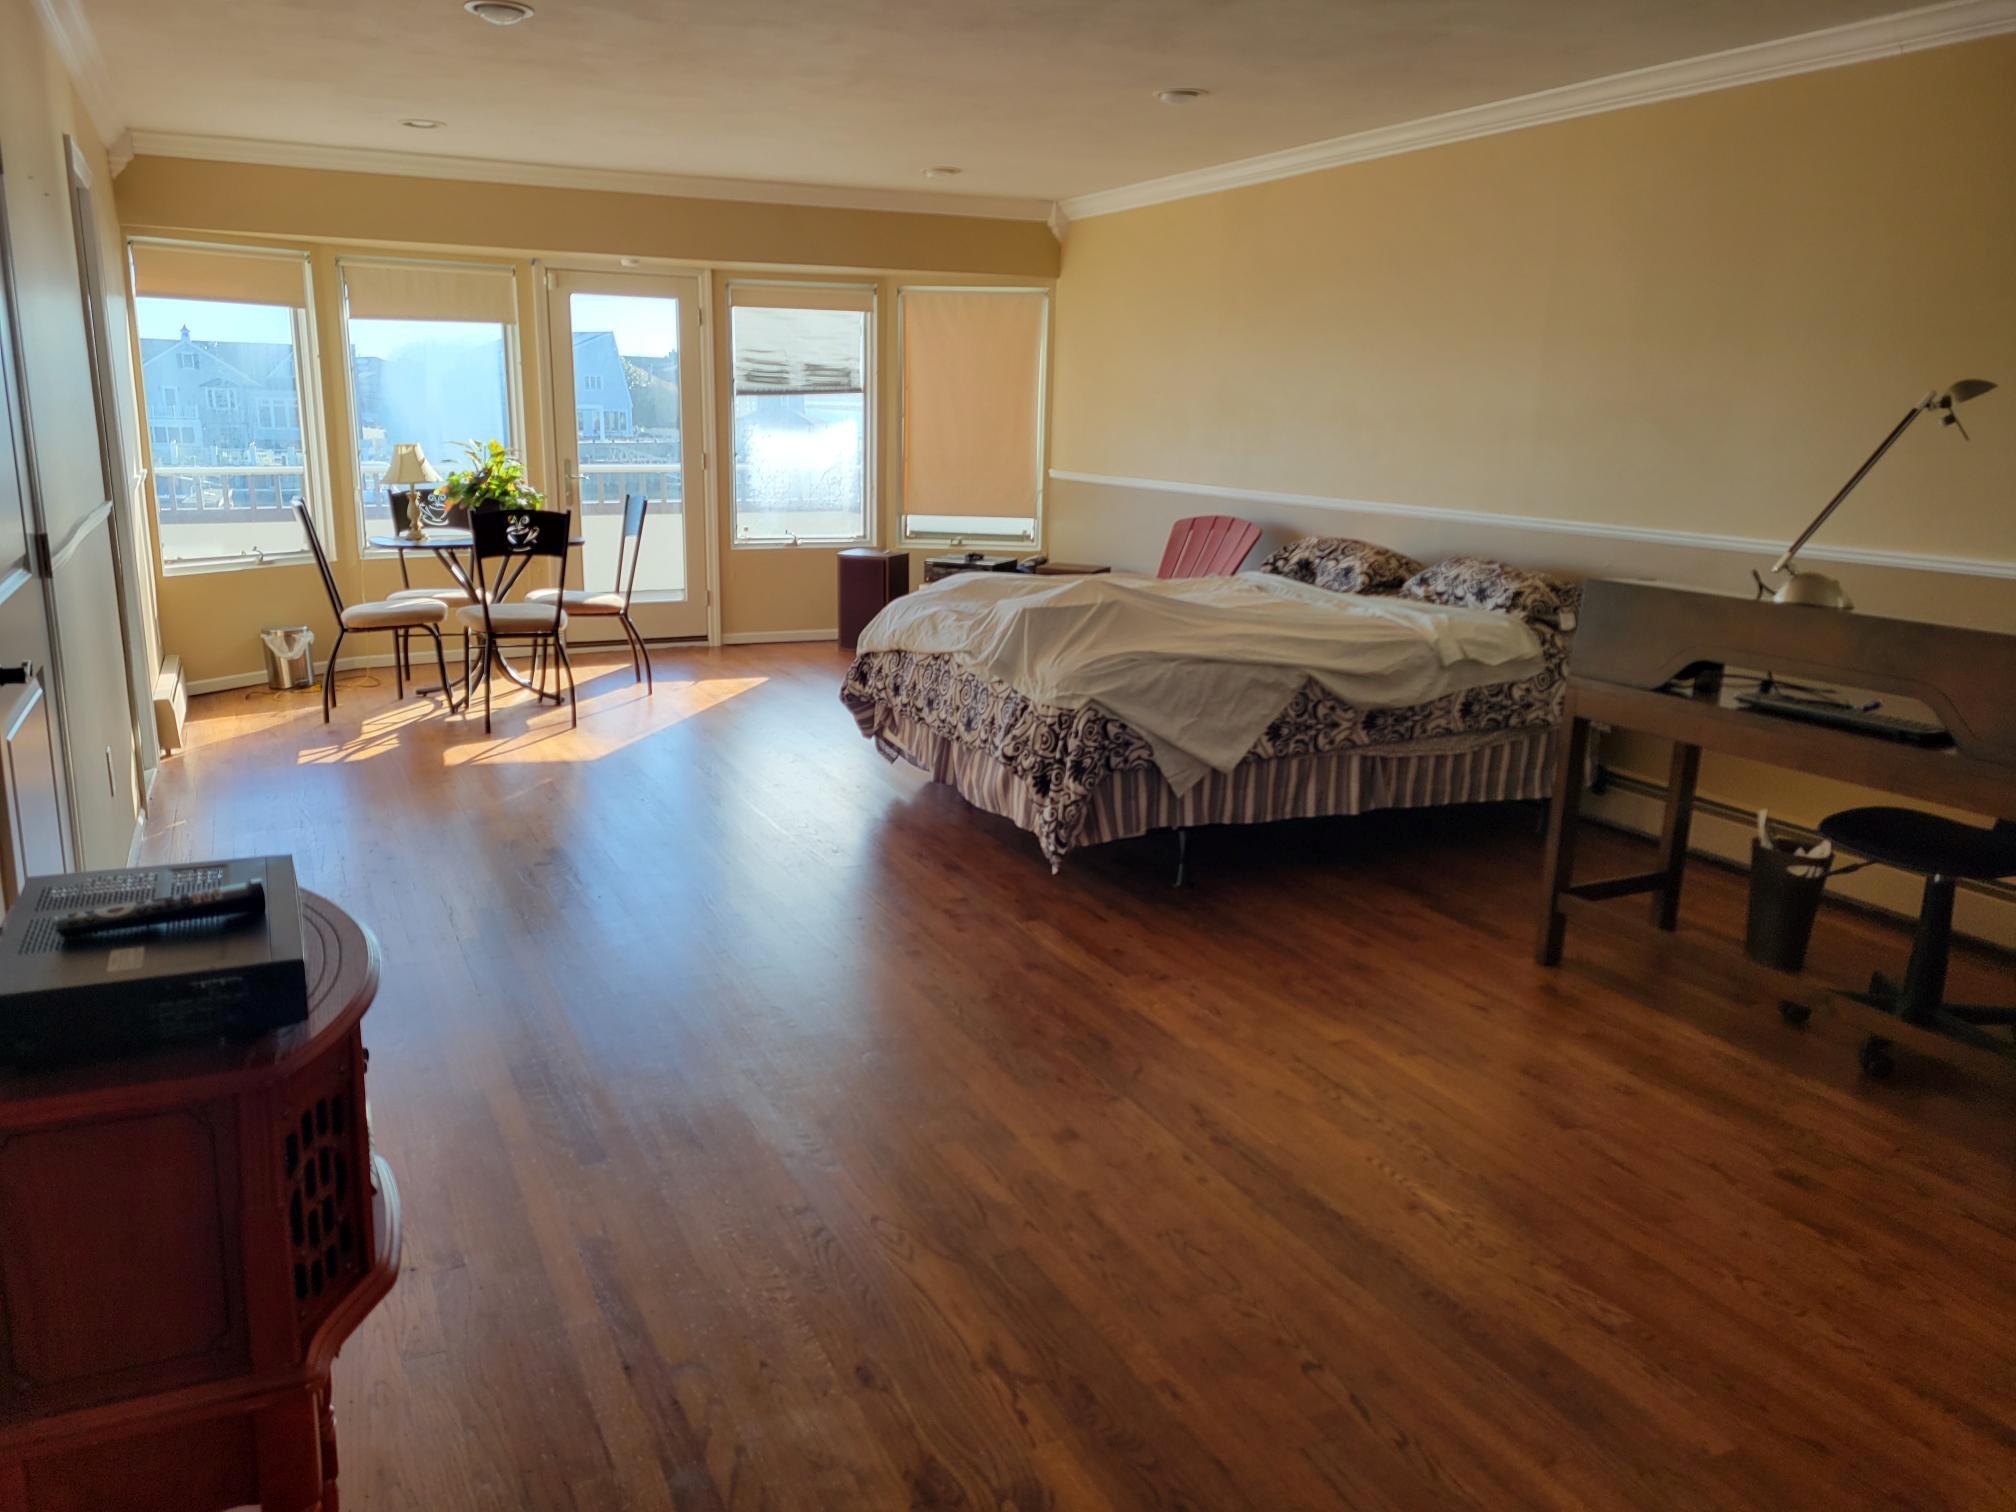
[129,243,309,308]
[901,289,1045,520]
[340,259,517,324]
[727,285,871,397]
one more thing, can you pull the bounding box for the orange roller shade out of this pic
[902,290,1045,519]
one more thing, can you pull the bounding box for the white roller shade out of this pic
[731,308,866,396]
[130,243,308,307]
[341,259,517,323]
[901,289,1045,520]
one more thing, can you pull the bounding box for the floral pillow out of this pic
[1398,556,1580,629]
[1258,536,1422,596]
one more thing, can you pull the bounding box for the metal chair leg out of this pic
[393,632,406,700]
[322,630,347,722]
[556,638,578,728]
[621,614,652,692]
[427,626,456,713]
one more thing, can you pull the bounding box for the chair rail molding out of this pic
[1046,470,2016,581]
[1059,0,2016,219]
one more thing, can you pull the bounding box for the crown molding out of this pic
[31,0,124,154]
[1048,470,2016,581]
[1060,0,2016,219]
[123,131,1057,223]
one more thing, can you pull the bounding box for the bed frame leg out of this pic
[1172,826,1190,889]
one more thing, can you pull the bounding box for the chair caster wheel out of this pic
[1779,1000,1811,1027]
[1858,1035,1895,1080]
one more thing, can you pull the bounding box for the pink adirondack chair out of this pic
[1157,514,1262,579]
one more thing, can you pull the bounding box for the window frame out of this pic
[128,237,333,578]
[895,284,1050,551]
[336,256,526,559]
[725,279,877,551]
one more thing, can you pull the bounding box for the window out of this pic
[130,242,320,570]
[728,284,872,545]
[899,288,1047,544]
[339,259,520,534]
[584,373,603,391]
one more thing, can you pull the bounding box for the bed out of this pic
[841,538,1580,871]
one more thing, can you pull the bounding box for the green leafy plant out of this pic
[435,440,545,512]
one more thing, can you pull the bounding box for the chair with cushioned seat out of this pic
[1816,805,2016,1077]
[527,493,654,692]
[292,502,458,724]
[459,508,577,733]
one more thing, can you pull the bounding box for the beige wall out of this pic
[0,0,151,867]
[116,158,1058,681]
[1047,38,2016,938]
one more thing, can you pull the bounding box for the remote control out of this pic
[57,878,268,941]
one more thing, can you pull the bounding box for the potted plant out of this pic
[434,440,545,526]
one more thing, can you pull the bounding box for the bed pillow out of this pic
[1399,557,1580,629]
[1258,536,1422,596]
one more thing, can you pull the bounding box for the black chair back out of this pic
[468,508,572,638]
[612,494,651,611]
[292,501,345,617]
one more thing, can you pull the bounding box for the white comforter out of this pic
[857,571,1543,793]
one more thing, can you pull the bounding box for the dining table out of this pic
[367,527,587,702]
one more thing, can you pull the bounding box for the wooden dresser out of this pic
[0,892,399,1512]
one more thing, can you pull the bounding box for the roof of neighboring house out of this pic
[139,337,295,390]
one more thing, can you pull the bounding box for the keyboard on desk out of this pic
[1736,691,1954,747]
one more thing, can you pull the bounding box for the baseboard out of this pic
[720,629,839,645]
[1587,773,2016,951]
[186,651,421,696]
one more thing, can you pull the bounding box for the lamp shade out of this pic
[382,443,440,487]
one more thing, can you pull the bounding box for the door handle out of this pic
[0,662,36,686]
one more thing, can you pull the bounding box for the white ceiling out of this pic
[79,0,1924,209]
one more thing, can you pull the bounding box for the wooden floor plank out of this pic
[138,645,2016,1511]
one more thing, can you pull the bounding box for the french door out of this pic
[545,269,709,640]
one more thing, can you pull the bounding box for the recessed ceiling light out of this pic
[923,166,962,179]
[1156,87,1210,105]
[401,118,445,129]
[464,0,534,25]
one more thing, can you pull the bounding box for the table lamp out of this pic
[382,443,441,541]
[1766,379,1996,609]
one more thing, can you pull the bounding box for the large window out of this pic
[728,284,872,545]
[900,287,1047,545]
[130,243,320,571]
[340,259,520,535]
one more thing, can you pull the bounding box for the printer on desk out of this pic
[0,855,308,1067]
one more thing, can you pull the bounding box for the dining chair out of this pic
[1157,515,1262,578]
[527,493,654,692]
[291,502,457,724]
[460,508,576,733]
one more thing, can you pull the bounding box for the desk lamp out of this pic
[383,443,441,541]
[1767,379,1996,609]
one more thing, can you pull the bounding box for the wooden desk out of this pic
[0,893,399,1512]
[1537,579,2016,972]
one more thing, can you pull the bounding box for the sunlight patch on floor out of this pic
[440,675,768,765]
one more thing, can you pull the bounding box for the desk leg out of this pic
[1535,698,1592,966]
[1649,671,1720,931]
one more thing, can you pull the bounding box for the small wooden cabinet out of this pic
[0,893,398,1512]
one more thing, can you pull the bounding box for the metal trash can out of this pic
[260,626,315,690]
[1744,837,1831,973]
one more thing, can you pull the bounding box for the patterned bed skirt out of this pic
[872,711,1560,869]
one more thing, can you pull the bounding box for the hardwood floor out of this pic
[140,644,2016,1511]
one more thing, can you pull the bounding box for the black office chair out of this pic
[1817,806,2016,1078]
[458,508,576,733]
